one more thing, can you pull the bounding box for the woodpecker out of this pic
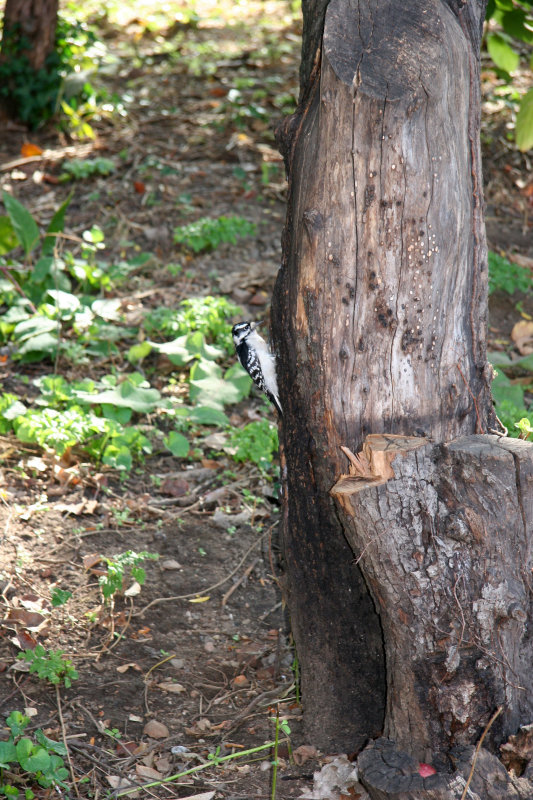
[232,321,282,415]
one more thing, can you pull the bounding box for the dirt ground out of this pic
[0,3,532,799]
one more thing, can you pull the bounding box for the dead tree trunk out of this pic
[271,0,533,792]
[0,0,59,123]
[1,0,58,72]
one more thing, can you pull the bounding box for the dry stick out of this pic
[134,527,273,616]
[460,705,503,800]
[221,559,259,606]
[56,685,81,800]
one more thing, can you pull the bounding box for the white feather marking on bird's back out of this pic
[246,329,278,393]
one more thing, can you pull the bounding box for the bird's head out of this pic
[232,320,257,346]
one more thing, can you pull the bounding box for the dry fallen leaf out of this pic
[232,674,249,687]
[116,662,142,674]
[143,720,169,739]
[7,608,46,629]
[161,559,182,570]
[157,682,186,694]
[124,581,142,597]
[135,764,161,780]
[176,793,215,800]
[511,320,533,355]
[293,744,319,766]
[106,775,138,793]
[83,553,102,570]
[21,143,43,157]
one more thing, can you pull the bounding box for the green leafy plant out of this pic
[488,251,532,294]
[143,296,241,352]
[99,550,159,601]
[515,417,533,438]
[228,420,279,472]
[490,365,531,435]
[0,16,97,128]
[59,157,115,181]
[173,216,256,253]
[484,0,533,151]
[17,645,78,688]
[50,588,72,607]
[0,710,70,798]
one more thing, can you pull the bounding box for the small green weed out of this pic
[0,710,70,798]
[143,295,241,352]
[50,588,72,607]
[173,216,256,253]
[488,251,532,295]
[59,157,115,181]
[99,550,159,601]
[515,417,532,439]
[229,420,279,472]
[17,645,78,688]
[270,708,291,800]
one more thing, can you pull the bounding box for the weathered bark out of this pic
[272,0,533,784]
[333,434,533,756]
[1,0,58,72]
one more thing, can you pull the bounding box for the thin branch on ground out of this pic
[135,526,274,616]
[56,685,81,800]
[460,706,503,800]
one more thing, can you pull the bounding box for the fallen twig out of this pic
[134,526,273,616]
[460,705,503,800]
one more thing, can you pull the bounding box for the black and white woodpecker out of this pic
[232,321,282,415]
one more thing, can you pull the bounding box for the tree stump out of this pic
[271,0,533,776]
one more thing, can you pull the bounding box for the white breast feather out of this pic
[247,330,278,394]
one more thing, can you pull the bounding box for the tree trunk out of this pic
[272,0,533,788]
[1,0,58,71]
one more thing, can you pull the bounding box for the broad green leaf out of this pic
[489,352,533,371]
[46,289,80,316]
[92,298,122,320]
[76,380,161,413]
[17,332,59,357]
[14,316,57,342]
[6,711,30,737]
[127,341,152,363]
[42,191,73,256]
[501,9,533,44]
[486,32,519,73]
[153,339,192,366]
[491,370,525,406]
[189,359,242,409]
[224,361,253,400]
[0,739,17,767]
[165,430,190,457]
[185,330,224,360]
[0,215,19,254]
[2,191,40,256]
[1,398,27,420]
[516,88,533,152]
[188,406,229,426]
[33,256,54,282]
[15,737,33,762]
[102,444,132,471]
[17,742,51,773]
[101,404,132,423]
